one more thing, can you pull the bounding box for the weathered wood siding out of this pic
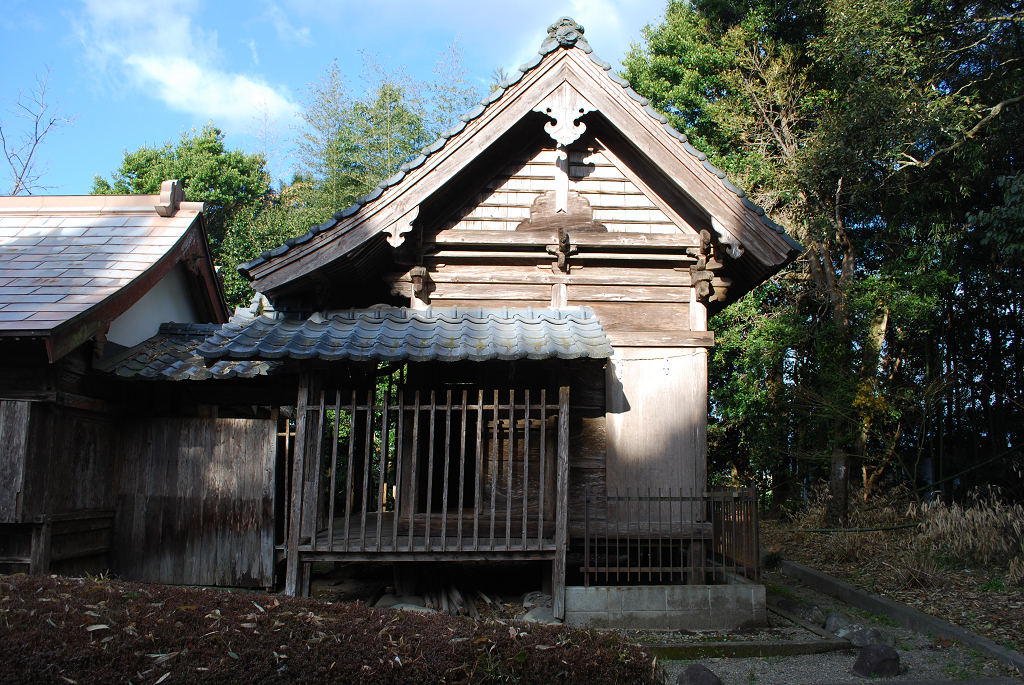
[443,146,694,234]
[605,348,707,506]
[115,418,276,588]
[19,404,121,521]
[0,401,30,523]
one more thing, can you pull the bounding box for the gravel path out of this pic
[658,570,1022,684]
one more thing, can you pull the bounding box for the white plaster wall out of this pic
[106,263,199,348]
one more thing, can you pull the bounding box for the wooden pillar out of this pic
[29,517,51,575]
[285,372,312,596]
[552,384,569,619]
[301,390,326,542]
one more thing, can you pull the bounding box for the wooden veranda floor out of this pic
[289,512,558,560]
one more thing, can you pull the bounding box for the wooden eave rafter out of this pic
[43,218,229,362]
[247,45,799,299]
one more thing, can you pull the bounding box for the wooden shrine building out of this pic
[199,17,801,619]
[0,184,294,587]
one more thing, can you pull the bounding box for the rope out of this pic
[771,523,920,533]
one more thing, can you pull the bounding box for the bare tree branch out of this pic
[0,65,78,195]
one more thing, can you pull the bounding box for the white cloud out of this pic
[75,0,298,132]
[245,39,259,65]
[265,2,312,45]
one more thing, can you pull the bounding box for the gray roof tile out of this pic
[197,306,613,363]
[99,321,278,381]
[0,195,200,332]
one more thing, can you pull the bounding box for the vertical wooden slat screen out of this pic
[283,383,570,596]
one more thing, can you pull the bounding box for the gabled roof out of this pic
[0,182,229,361]
[239,17,801,304]
[197,305,613,362]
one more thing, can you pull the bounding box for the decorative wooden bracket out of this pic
[383,205,419,248]
[546,226,578,274]
[689,229,715,302]
[534,83,596,147]
[409,266,429,302]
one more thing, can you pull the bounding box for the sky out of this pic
[0,0,669,196]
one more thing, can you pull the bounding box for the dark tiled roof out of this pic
[236,17,798,279]
[196,306,613,363]
[100,321,278,381]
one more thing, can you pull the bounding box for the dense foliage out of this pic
[625,0,1024,521]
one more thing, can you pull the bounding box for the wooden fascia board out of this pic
[564,51,795,268]
[429,230,700,248]
[249,53,575,293]
[43,222,214,362]
[191,212,231,324]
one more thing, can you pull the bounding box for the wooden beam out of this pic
[430,230,699,248]
[29,519,51,574]
[605,331,715,347]
[298,551,557,563]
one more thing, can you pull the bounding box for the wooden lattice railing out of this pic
[283,373,570,616]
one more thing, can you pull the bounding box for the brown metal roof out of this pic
[0,187,229,360]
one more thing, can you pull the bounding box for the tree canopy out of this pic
[625,0,1024,520]
[92,44,481,310]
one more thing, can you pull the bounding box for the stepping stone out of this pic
[521,591,552,609]
[374,593,398,608]
[676,663,722,685]
[850,626,890,647]
[521,606,561,624]
[825,612,850,633]
[391,603,436,614]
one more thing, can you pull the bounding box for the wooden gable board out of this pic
[245,45,800,299]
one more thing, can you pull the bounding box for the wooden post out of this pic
[285,373,311,596]
[552,384,569,619]
[29,517,51,575]
[303,390,325,547]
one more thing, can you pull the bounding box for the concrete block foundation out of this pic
[564,584,767,630]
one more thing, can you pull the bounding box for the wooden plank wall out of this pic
[0,401,30,523]
[443,145,686,234]
[115,417,276,588]
[605,348,708,515]
[19,404,121,521]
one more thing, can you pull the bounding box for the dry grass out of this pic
[763,484,1024,651]
[913,493,1024,584]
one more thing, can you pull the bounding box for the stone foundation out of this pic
[563,584,767,630]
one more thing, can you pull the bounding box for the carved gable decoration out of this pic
[534,83,596,148]
[515,191,606,232]
[238,15,802,311]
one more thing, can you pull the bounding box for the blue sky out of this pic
[1,0,669,195]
